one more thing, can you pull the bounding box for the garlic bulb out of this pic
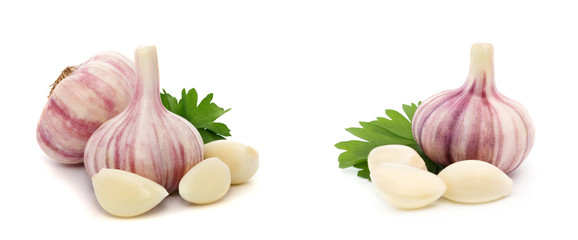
[36,51,136,164]
[84,46,204,193]
[412,43,535,173]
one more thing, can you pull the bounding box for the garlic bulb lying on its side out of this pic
[37,52,136,164]
[412,43,535,173]
[84,46,204,193]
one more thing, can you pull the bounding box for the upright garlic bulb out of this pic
[37,51,136,164]
[412,43,535,173]
[84,46,204,193]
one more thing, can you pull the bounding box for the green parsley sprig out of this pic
[160,88,231,144]
[335,102,442,180]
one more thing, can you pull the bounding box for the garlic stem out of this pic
[133,46,163,109]
[464,43,497,96]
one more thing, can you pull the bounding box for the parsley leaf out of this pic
[335,102,443,180]
[160,88,231,144]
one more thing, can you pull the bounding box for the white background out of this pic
[1,0,577,239]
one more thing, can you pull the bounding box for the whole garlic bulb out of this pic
[412,43,535,173]
[36,51,136,164]
[84,46,204,193]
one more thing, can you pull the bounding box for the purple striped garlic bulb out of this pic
[84,46,204,193]
[411,43,534,173]
[37,51,136,164]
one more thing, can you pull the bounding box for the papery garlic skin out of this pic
[438,160,513,203]
[92,168,169,217]
[412,43,535,173]
[37,51,136,164]
[84,46,204,193]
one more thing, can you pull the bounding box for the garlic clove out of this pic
[91,168,168,217]
[84,46,204,193]
[438,160,513,203]
[411,43,534,173]
[36,51,136,164]
[179,157,231,204]
[203,140,259,185]
[370,163,446,209]
[367,145,427,173]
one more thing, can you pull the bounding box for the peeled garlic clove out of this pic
[368,145,426,172]
[412,43,535,173]
[84,46,204,193]
[438,160,513,203]
[37,51,136,164]
[179,157,231,204]
[204,140,259,185]
[371,163,446,209]
[92,168,168,217]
